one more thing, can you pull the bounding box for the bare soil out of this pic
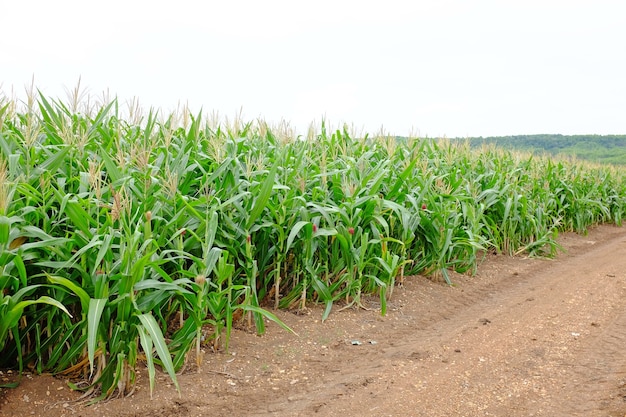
[2,224,626,417]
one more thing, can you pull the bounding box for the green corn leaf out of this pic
[285,220,311,253]
[63,198,94,237]
[205,210,219,250]
[88,100,116,136]
[203,247,223,277]
[246,160,279,230]
[37,145,72,175]
[310,274,333,322]
[313,227,337,238]
[98,144,124,184]
[19,237,69,252]
[87,298,107,376]
[0,296,72,352]
[13,253,27,287]
[388,158,417,199]
[94,232,114,275]
[58,233,104,270]
[137,324,156,398]
[0,215,10,245]
[137,313,180,395]
[47,275,90,313]
[171,319,197,371]
[48,322,83,371]
[9,284,42,303]
[236,304,297,336]
[133,279,192,294]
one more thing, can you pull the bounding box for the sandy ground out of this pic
[2,224,626,417]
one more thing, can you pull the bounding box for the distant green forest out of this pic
[448,134,626,166]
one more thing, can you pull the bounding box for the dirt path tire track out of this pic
[249,227,626,417]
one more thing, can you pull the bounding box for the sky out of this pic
[1,0,625,138]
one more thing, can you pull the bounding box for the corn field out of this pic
[1,90,625,399]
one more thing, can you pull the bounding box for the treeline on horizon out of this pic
[446,134,626,166]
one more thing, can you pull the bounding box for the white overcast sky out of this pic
[1,0,625,137]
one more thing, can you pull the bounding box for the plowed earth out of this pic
[2,225,626,417]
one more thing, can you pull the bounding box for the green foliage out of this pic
[453,134,626,165]
[1,91,626,400]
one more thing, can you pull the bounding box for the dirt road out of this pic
[2,225,626,416]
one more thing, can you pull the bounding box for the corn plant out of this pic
[2,87,626,400]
